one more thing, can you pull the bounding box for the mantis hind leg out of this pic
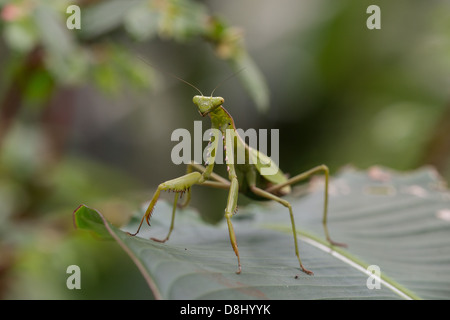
[266,165,346,248]
[249,185,313,275]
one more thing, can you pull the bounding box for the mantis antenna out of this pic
[137,55,244,98]
[137,55,204,96]
[210,68,245,97]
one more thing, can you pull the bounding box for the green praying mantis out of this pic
[129,69,346,275]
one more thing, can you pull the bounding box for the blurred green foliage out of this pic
[0,0,449,299]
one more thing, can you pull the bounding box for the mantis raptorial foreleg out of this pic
[128,172,203,237]
[130,162,231,242]
[180,162,231,208]
[265,164,346,248]
[186,162,231,185]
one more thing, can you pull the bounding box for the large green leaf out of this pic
[73,167,450,299]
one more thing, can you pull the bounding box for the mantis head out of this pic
[135,56,234,117]
[193,95,224,116]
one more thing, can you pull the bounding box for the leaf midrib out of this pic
[265,224,422,300]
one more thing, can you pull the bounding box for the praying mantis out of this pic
[129,71,346,275]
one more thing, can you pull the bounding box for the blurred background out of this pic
[0,0,449,299]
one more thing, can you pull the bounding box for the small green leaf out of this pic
[73,205,113,240]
